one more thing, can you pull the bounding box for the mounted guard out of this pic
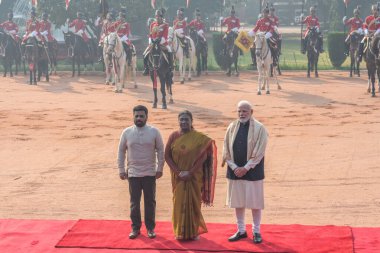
[115,10,135,66]
[358,4,380,62]
[173,7,189,57]
[98,12,117,61]
[300,6,324,54]
[343,7,364,56]
[22,8,43,45]
[0,10,20,45]
[68,12,90,43]
[269,4,282,56]
[221,5,241,55]
[248,6,278,66]
[188,8,206,43]
[39,12,56,43]
[142,8,173,76]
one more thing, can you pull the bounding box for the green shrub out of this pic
[328,32,347,68]
[212,32,228,70]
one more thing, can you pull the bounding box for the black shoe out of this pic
[142,68,149,76]
[147,229,156,239]
[253,233,262,244]
[228,231,247,242]
[129,230,140,239]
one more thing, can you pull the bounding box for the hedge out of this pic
[328,32,347,68]
[212,32,229,70]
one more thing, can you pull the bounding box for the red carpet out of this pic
[56,220,353,252]
[1,219,379,253]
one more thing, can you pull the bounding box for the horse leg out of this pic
[315,56,319,78]
[371,70,376,97]
[234,56,239,76]
[33,68,37,85]
[133,57,137,88]
[46,62,49,82]
[179,58,185,84]
[166,72,174,104]
[257,67,262,95]
[307,55,311,78]
[29,70,32,85]
[161,77,167,109]
[77,56,81,77]
[72,57,75,77]
[270,64,274,77]
[367,68,371,93]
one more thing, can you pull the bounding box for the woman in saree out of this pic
[165,110,217,240]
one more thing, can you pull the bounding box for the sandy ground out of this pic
[1,70,379,228]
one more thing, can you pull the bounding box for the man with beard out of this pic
[117,105,165,240]
[222,100,269,244]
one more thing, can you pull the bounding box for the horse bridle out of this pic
[255,34,270,61]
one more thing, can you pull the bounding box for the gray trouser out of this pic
[128,176,156,231]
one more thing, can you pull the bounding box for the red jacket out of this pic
[39,20,55,42]
[114,20,130,37]
[69,18,89,42]
[173,18,187,33]
[253,17,274,33]
[150,21,169,45]
[269,15,279,27]
[0,20,18,33]
[188,19,205,31]
[302,15,320,36]
[344,17,363,33]
[363,15,380,31]
[222,16,240,32]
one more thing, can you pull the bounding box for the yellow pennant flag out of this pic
[234,31,254,53]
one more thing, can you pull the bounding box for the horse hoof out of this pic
[261,86,265,90]
[278,86,282,90]
[315,74,319,78]
[266,90,270,95]
[152,103,157,108]
[257,91,261,95]
[367,88,371,93]
[162,104,167,109]
[169,98,174,104]
[372,93,376,97]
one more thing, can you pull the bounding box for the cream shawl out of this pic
[222,118,268,169]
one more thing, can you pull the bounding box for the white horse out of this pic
[103,32,127,93]
[255,32,281,95]
[169,27,196,84]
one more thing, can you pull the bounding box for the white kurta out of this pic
[222,118,268,210]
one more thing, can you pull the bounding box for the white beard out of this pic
[239,118,250,123]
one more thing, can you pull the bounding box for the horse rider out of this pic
[269,4,282,55]
[300,6,324,54]
[39,12,56,44]
[22,8,43,45]
[0,10,20,47]
[142,9,173,76]
[343,7,363,56]
[188,8,207,43]
[221,5,241,55]
[173,7,189,57]
[358,4,380,62]
[248,7,278,66]
[115,10,134,65]
[98,12,117,61]
[68,12,90,43]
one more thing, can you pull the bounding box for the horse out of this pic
[255,32,281,95]
[224,31,239,76]
[103,32,127,93]
[348,32,363,77]
[23,37,39,85]
[189,27,208,76]
[145,38,173,109]
[365,36,380,97]
[270,33,282,77]
[0,28,18,77]
[63,31,94,77]
[169,27,196,84]
[305,26,321,78]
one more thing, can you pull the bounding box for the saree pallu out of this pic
[170,130,217,240]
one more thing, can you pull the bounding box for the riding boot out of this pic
[267,39,277,67]
[344,42,350,56]
[358,42,364,62]
[301,38,306,54]
[143,56,149,76]
[319,36,324,53]
[97,45,103,62]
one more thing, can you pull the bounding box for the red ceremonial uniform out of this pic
[39,20,55,42]
[114,21,130,37]
[253,17,274,33]
[344,17,363,33]
[222,16,240,32]
[0,20,19,42]
[173,18,187,32]
[301,15,320,36]
[188,19,205,31]
[149,21,169,46]
[363,15,380,32]
[269,15,279,27]
[23,18,42,42]
[69,18,89,42]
